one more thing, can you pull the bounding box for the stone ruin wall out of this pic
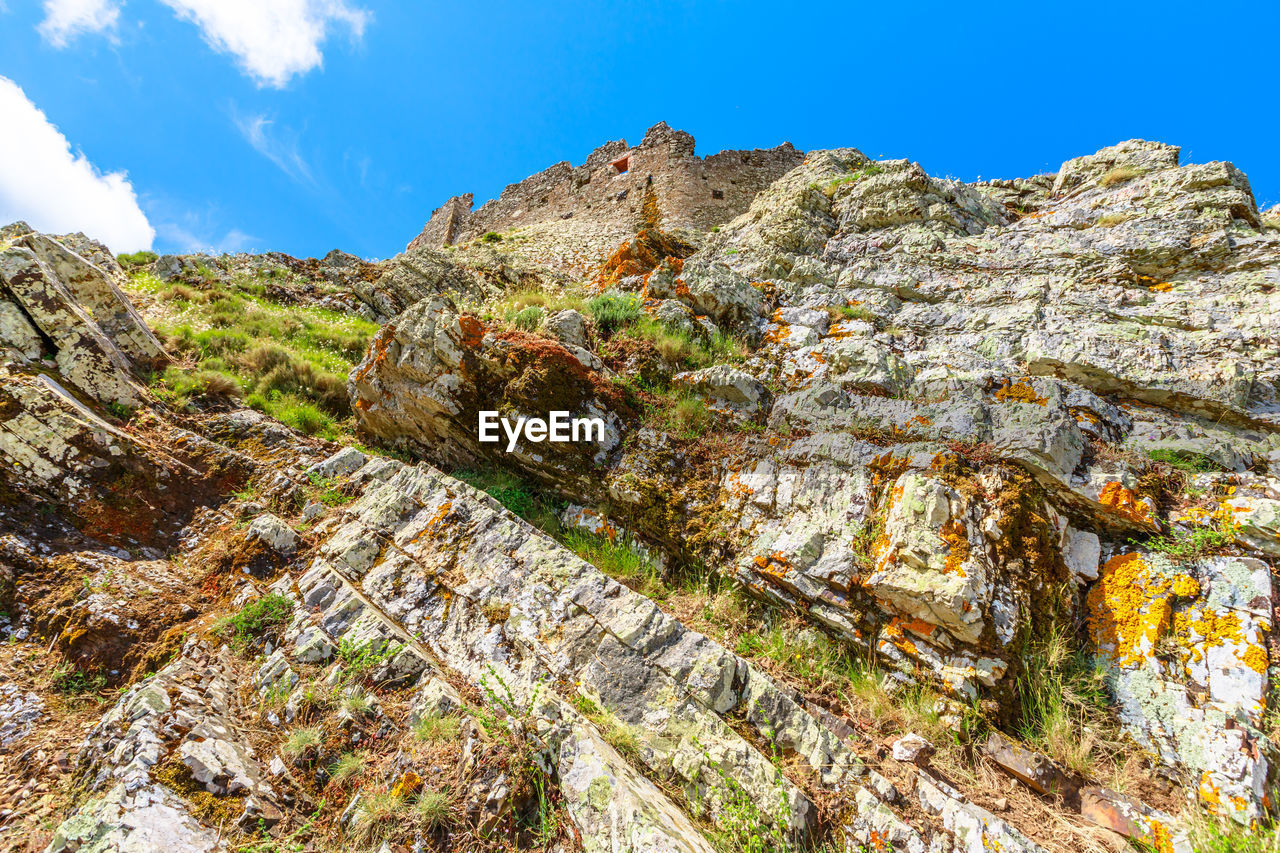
[407,122,803,251]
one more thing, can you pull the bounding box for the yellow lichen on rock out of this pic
[1087,553,1178,667]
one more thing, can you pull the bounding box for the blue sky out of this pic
[2,0,1277,258]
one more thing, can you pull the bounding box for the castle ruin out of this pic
[407,122,803,252]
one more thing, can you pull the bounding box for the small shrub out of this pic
[1098,166,1142,188]
[587,291,641,334]
[481,231,504,243]
[49,661,107,695]
[509,305,544,331]
[336,637,401,685]
[213,593,293,651]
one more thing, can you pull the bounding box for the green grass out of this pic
[1014,629,1113,776]
[1188,812,1280,853]
[1095,212,1135,228]
[414,790,452,831]
[561,529,668,600]
[828,304,877,324]
[117,250,158,267]
[281,726,322,760]
[340,689,372,718]
[327,751,366,786]
[212,593,294,652]
[413,712,461,743]
[571,694,640,762]
[129,273,377,439]
[1146,447,1222,473]
[1142,521,1234,564]
[667,394,712,439]
[624,317,746,369]
[451,467,563,534]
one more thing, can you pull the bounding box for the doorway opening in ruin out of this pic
[611,155,630,175]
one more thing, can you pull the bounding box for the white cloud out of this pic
[233,111,315,185]
[0,77,153,253]
[37,0,121,48]
[160,0,369,88]
[155,217,258,254]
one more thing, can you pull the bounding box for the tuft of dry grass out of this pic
[1098,166,1143,188]
[1095,212,1136,228]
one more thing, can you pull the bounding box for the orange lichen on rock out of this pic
[993,380,1048,406]
[457,314,485,349]
[1098,481,1154,526]
[939,518,970,577]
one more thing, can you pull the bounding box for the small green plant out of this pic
[327,751,365,786]
[829,304,876,324]
[1186,810,1280,853]
[481,231,504,243]
[336,637,402,685]
[1146,447,1222,473]
[213,593,293,652]
[587,291,642,334]
[349,788,411,846]
[571,693,640,761]
[509,304,544,331]
[306,472,354,507]
[49,661,107,695]
[281,726,322,760]
[1142,521,1233,564]
[413,711,461,743]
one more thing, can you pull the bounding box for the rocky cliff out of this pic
[1,136,1278,853]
